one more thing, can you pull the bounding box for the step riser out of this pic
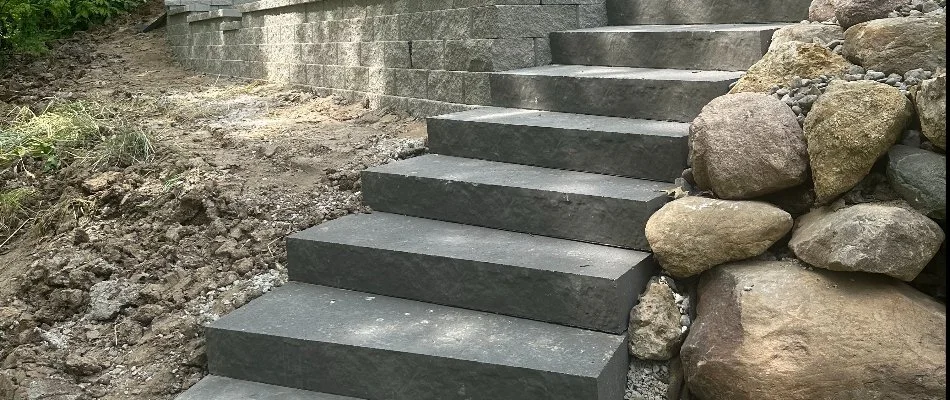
[362,171,666,251]
[606,0,811,24]
[287,238,652,333]
[550,29,776,71]
[489,73,734,122]
[427,116,688,181]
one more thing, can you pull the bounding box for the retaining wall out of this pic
[165,0,607,116]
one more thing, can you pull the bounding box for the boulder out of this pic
[808,0,838,21]
[681,260,947,400]
[915,73,947,149]
[803,80,913,203]
[689,93,808,199]
[887,145,946,219]
[789,202,945,281]
[644,196,793,278]
[769,23,844,50]
[835,0,911,28]
[843,16,947,75]
[628,277,684,360]
[730,41,854,93]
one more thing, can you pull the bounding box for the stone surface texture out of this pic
[627,277,684,360]
[803,80,913,203]
[644,196,793,278]
[681,260,947,400]
[808,0,837,21]
[887,145,946,219]
[835,0,911,28]
[768,23,844,50]
[690,93,808,199]
[915,73,947,149]
[842,16,947,75]
[730,41,854,93]
[789,202,945,280]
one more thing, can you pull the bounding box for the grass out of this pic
[0,187,36,234]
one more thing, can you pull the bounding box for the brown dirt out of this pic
[0,2,427,399]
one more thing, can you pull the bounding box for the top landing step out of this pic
[606,0,812,25]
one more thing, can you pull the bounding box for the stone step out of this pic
[177,376,363,400]
[287,212,656,333]
[427,107,688,181]
[606,0,811,24]
[550,24,787,71]
[489,65,742,122]
[206,283,629,400]
[361,154,672,250]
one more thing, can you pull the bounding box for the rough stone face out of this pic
[644,196,793,278]
[843,16,947,75]
[730,41,854,93]
[690,93,808,199]
[835,0,911,28]
[87,280,141,321]
[887,145,946,219]
[789,202,945,281]
[915,73,947,149]
[681,260,947,400]
[628,277,684,361]
[808,0,837,21]
[769,23,844,50]
[803,80,913,203]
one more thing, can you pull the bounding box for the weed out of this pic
[0,187,36,232]
[81,127,154,169]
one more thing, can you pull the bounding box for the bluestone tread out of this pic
[176,376,363,400]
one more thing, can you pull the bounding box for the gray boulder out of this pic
[843,16,947,75]
[681,260,947,400]
[789,202,945,281]
[769,23,844,50]
[628,277,684,361]
[887,145,946,219]
[915,73,947,150]
[690,93,808,199]
[644,196,793,278]
[803,80,913,203]
[808,0,838,21]
[835,0,911,28]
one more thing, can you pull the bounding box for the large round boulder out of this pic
[769,23,844,50]
[835,0,911,28]
[887,145,946,220]
[803,80,913,203]
[628,277,684,361]
[644,196,793,278]
[690,93,808,199]
[915,73,947,149]
[808,0,837,21]
[730,41,854,93]
[842,16,946,75]
[681,260,946,400]
[789,202,945,281]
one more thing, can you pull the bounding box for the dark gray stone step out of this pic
[177,376,362,400]
[427,107,688,181]
[362,155,672,250]
[489,65,743,122]
[551,24,787,71]
[287,212,656,333]
[207,283,629,400]
[606,0,811,24]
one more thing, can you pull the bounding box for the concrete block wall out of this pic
[165,0,607,116]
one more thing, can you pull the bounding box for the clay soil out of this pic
[0,2,426,399]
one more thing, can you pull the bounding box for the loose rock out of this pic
[789,202,945,281]
[689,93,808,199]
[644,197,793,278]
[628,277,685,361]
[803,80,913,203]
[843,16,947,75]
[730,41,854,93]
[887,145,946,219]
[86,279,141,321]
[915,73,947,149]
[769,23,844,50]
[808,0,838,21]
[681,260,947,400]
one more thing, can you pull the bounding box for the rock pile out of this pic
[638,4,947,399]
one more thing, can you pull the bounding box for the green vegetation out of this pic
[0,0,147,56]
[0,187,35,233]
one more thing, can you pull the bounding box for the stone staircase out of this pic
[177,1,810,399]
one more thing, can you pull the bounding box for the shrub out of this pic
[0,0,147,56]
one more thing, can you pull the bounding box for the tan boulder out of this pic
[915,73,947,149]
[803,80,913,203]
[627,277,684,361]
[769,23,844,50]
[644,196,793,278]
[681,260,947,400]
[808,0,837,21]
[843,16,947,75]
[730,41,854,93]
[789,202,944,281]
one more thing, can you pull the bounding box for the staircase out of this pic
[177,1,809,399]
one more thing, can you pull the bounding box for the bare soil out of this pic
[0,3,426,399]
